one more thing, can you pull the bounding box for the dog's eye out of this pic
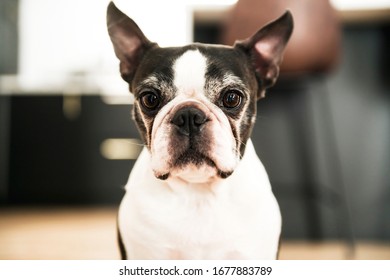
[140,91,160,110]
[222,90,242,109]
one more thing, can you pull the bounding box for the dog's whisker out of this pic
[130,142,147,148]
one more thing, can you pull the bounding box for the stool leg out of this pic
[315,77,355,258]
[284,80,324,240]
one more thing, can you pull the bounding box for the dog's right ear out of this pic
[107,2,157,84]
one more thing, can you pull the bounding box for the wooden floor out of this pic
[0,207,389,260]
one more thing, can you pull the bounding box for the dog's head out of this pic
[107,2,293,183]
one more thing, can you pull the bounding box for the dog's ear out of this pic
[107,2,157,84]
[235,11,293,99]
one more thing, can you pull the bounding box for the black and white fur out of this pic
[107,2,293,259]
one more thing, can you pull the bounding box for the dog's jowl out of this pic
[107,2,293,259]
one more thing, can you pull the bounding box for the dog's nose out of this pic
[171,107,208,136]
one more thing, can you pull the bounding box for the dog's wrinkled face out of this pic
[107,2,293,183]
[134,46,257,182]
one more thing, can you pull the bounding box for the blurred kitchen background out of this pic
[0,0,389,259]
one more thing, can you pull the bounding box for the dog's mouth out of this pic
[156,148,233,181]
[175,149,215,168]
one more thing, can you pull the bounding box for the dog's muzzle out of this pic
[152,102,236,181]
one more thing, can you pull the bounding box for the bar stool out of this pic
[220,0,354,256]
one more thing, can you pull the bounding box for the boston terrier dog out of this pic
[107,2,293,259]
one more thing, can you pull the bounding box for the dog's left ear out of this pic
[107,2,157,84]
[235,11,293,99]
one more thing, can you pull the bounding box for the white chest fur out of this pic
[118,139,281,260]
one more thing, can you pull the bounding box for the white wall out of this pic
[17,0,235,93]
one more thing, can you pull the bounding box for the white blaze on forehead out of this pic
[173,50,207,97]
